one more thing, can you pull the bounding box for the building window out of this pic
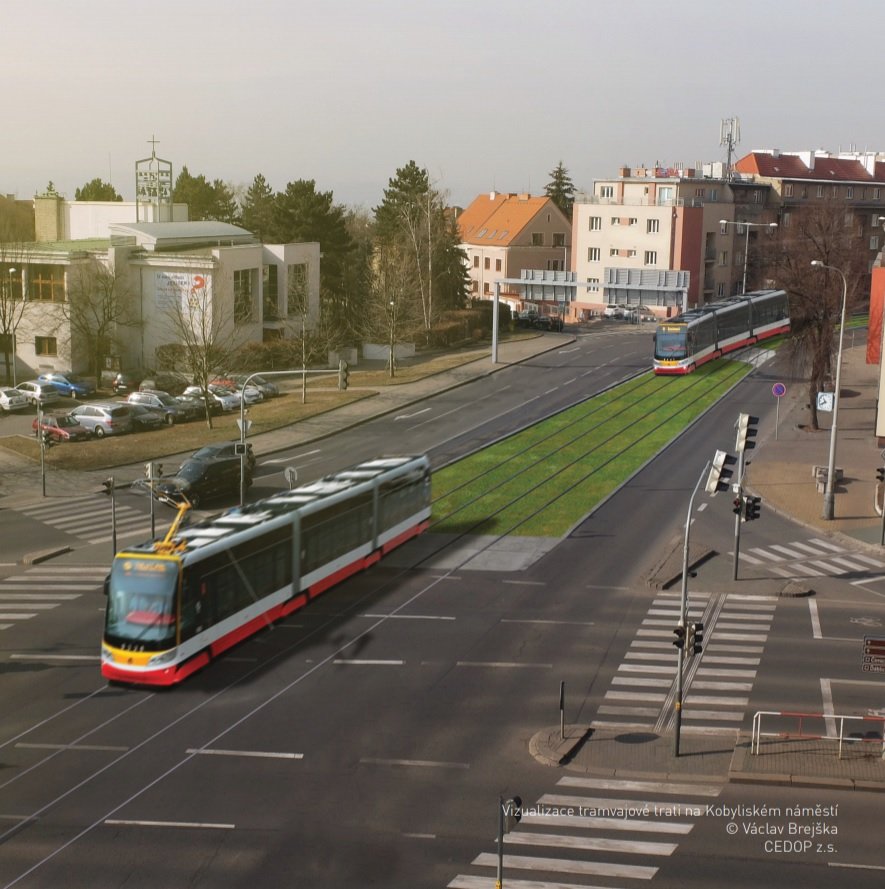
[531,232,544,246]
[286,264,307,316]
[695,188,705,198]
[816,185,824,198]
[234,269,254,322]
[588,247,600,262]
[586,277,600,292]
[35,335,57,356]
[472,255,479,268]
[875,188,881,200]
[709,189,719,201]
[847,187,854,199]
[644,251,657,265]
[752,191,762,204]
[553,232,566,247]
[599,185,614,199]
[871,236,880,251]
[782,212,791,228]
[611,217,620,226]
[262,264,279,321]
[484,257,490,270]
[470,281,478,293]
[628,217,638,226]
[610,248,619,257]
[647,219,660,234]
[29,265,65,302]
[483,282,490,294]
[719,251,728,266]
[784,183,794,197]
[589,216,602,231]
[495,258,502,272]
[717,283,726,297]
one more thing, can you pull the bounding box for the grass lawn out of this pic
[432,358,752,537]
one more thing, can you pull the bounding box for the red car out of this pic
[33,414,92,442]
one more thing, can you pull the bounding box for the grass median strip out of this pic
[432,359,751,538]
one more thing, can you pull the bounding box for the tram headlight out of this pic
[101,644,114,663]
[148,648,178,667]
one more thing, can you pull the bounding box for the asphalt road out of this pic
[1,335,884,888]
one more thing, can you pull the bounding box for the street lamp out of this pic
[6,267,16,387]
[811,260,848,521]
[719,220,778,294]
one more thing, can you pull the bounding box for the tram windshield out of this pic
[105,555,180,649]
[654,326,688,361]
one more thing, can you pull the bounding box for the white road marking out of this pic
[104,819,235,830]
[186,748,303,759]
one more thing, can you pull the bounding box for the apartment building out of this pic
[572,165,762,318]
[458,192,572,315]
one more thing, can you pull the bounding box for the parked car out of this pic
[0,387,28,413]
[155,456,252,509]
[128,403,167,432]
[191,441,256,474]
[32,413,92,442]
[37,372,96,399]
[183,384,240,412]
[211,377,264,404]
[69,402,134,437]
[139,372,190,396]
[175,392,219,418]
[231,373,280,398]
[17,380,61,407]
[126,390,188,424]
[111,372,143,396]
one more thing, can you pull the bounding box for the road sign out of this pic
[772,382,786,398]
[284,466,298,489]
[236,418,253,435]
[863,635,885,655]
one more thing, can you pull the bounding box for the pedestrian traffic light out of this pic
[877,467,885,483]
[735,413,759,453]
[41,431,53,449]
[338,359,350,390]
[732,496,743,515]
[743,495,761,522]
[102,477,114,497]
[503,796,522,832]
[688,621,704,655]
[705,449,737,494]
[673,624,686,649]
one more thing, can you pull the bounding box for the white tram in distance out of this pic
[653,289,790,375]
[101,455,432,686]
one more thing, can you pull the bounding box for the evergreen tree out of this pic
[240,174,276,240]
[74,178,123,201]
[545,161,576,218]
[173,166,235,222]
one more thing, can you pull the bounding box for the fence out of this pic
[751,710,885,759]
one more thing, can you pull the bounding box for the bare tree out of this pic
[367,245,423,377]
[163,281,241,428]
[762,201,869,430]
[63,257,138,381]
[0,247,29,385]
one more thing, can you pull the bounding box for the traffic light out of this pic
[877,467,885,483]
[735,413,759,453]
[743,495,761,522]
[41,430,53,449]
[688,621,704,655]
[673,624,686,649]
[102,477,114,497]
[732,496,743,515]
[338,359,350,391]
[503,796,522,832]
[705,449,737,494]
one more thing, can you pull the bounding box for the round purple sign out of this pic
[772,382,787,398]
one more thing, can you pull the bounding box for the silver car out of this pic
[16,380,61,407]
[0,387,28,412]
[69,402,134,437]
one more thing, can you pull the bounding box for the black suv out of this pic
[156,457,252,508]
[191,441,256,474]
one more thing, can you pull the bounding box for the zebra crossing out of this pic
[447,776,721,888]
[18,493,170,546]
[0,564,106,631]
[592,591,776,737]
[738,536,885,580]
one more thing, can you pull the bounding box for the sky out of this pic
[3,0,884,211]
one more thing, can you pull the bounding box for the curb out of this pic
[22,545,72,565]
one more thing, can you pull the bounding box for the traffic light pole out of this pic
[676,461,710,757]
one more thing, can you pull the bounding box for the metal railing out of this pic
[751,710,885,759]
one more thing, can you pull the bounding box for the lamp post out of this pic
[811,260,848,521]
[6,267,15,387]
[719,220,778,294]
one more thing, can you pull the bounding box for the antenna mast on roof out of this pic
[720,117,741,181]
